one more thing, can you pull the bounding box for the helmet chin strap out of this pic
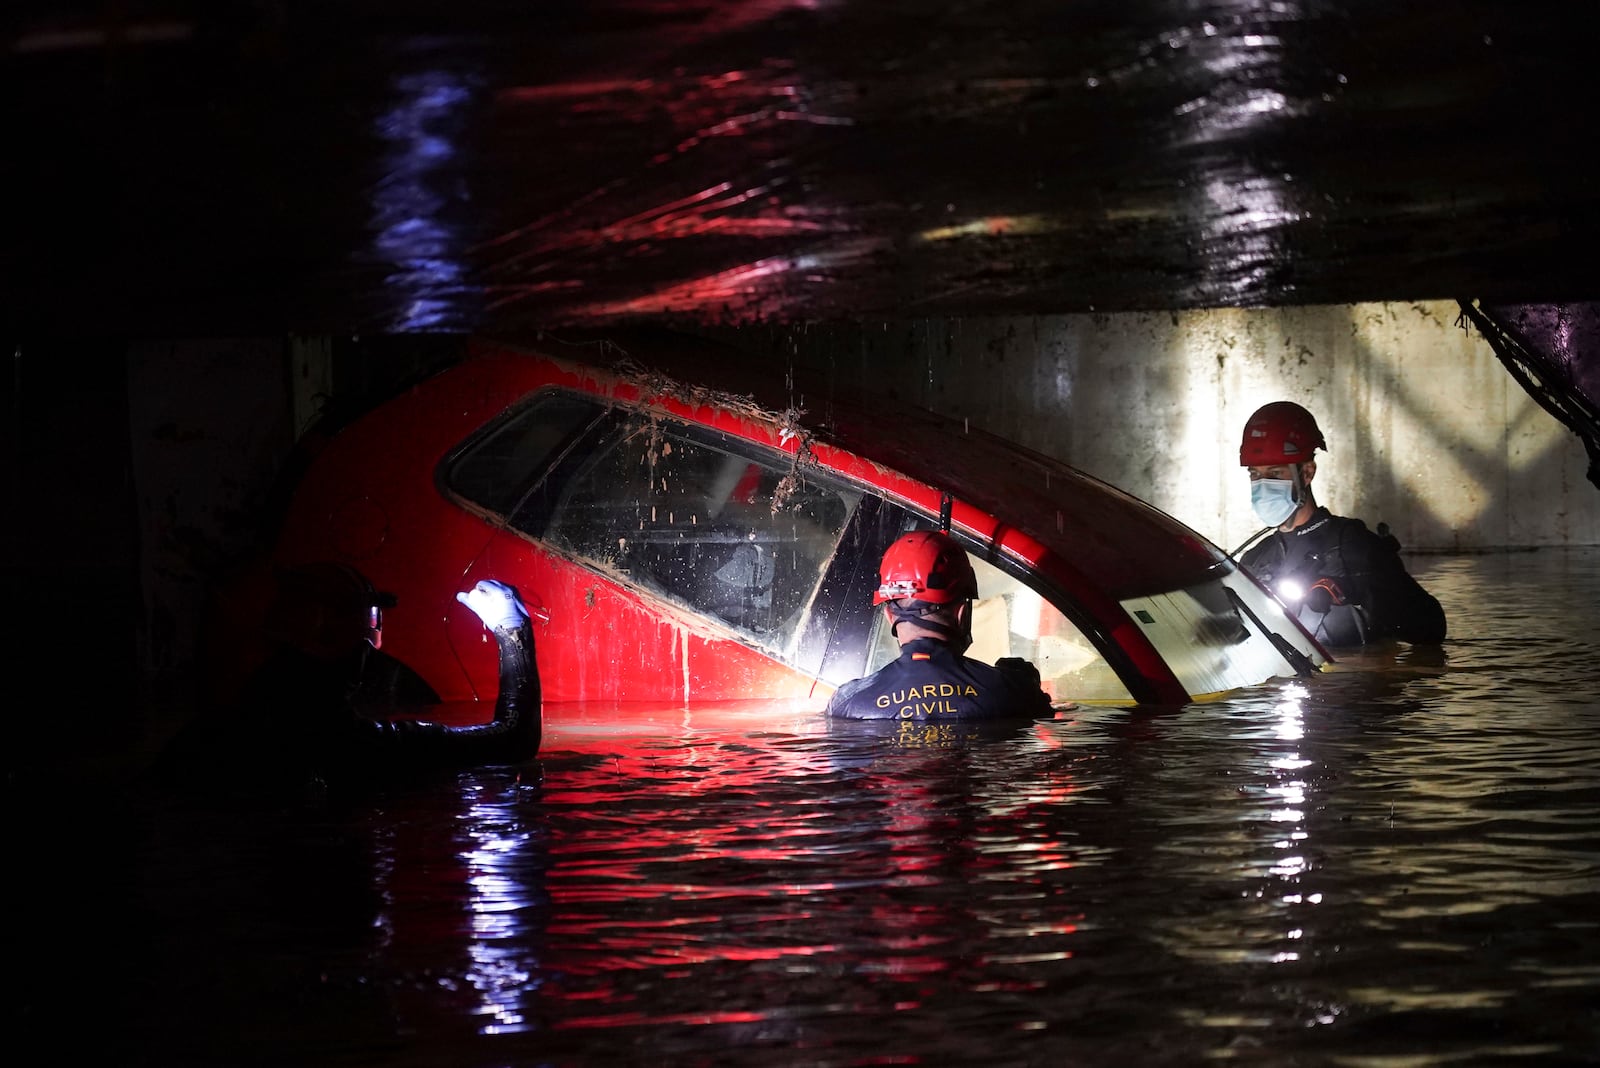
[888,601,973,655]
[1290,462,1319,516]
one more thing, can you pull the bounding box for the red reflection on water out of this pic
[360,708,1088,1036]
[560,1008,770,1029]
[573,255,810,320]
[476,5,865,325]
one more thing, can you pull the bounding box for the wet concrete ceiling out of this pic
[7,1,1600,338]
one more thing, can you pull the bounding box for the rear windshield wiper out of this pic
[1225,585,1319,678]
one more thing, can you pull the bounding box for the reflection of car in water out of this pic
[218,330,1328,725]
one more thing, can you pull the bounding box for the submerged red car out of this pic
[218,331,1328,725]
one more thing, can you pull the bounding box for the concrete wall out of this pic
[732,300,1599,553]
[126,338,294,680]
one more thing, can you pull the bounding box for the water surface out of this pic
[19,550,1600,1066]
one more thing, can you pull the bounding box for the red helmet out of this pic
[1239,401,1326,466]
[874,530,978,606]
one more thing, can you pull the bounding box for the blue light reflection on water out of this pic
[370,65,482,332]
[37,550,1600,1064]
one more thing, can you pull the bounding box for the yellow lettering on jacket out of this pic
[896,698,971,718]
[884,684,978,706]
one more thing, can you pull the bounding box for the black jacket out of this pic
[825,637,1054,720]
[1239,507,1447,646]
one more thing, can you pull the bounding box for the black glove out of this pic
[995,656,1043,689]
[1306,577,1345,615]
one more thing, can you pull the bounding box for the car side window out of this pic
[542,413,862,652]
[445,391,603,518]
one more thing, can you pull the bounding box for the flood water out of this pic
[19,549,1600,1066]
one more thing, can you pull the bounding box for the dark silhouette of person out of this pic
[156,563,542,799]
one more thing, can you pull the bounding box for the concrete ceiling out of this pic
[6,1,1600,338]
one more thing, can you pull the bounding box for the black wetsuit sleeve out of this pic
[1338,523,1447,643]
[351,623,542,768]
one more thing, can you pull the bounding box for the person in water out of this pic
[158,562,543,796]
[825,529,1055,720]
[1236,400,1447,647]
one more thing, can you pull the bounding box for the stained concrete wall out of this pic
[733,300,1599,553]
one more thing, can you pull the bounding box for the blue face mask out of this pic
[1251,477,1299,527]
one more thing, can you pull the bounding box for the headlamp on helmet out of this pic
[874,530,979,606]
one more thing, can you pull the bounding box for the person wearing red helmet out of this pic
[1237,401,1446,647]
[158,564,545,798]
[825,530,1054,720]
